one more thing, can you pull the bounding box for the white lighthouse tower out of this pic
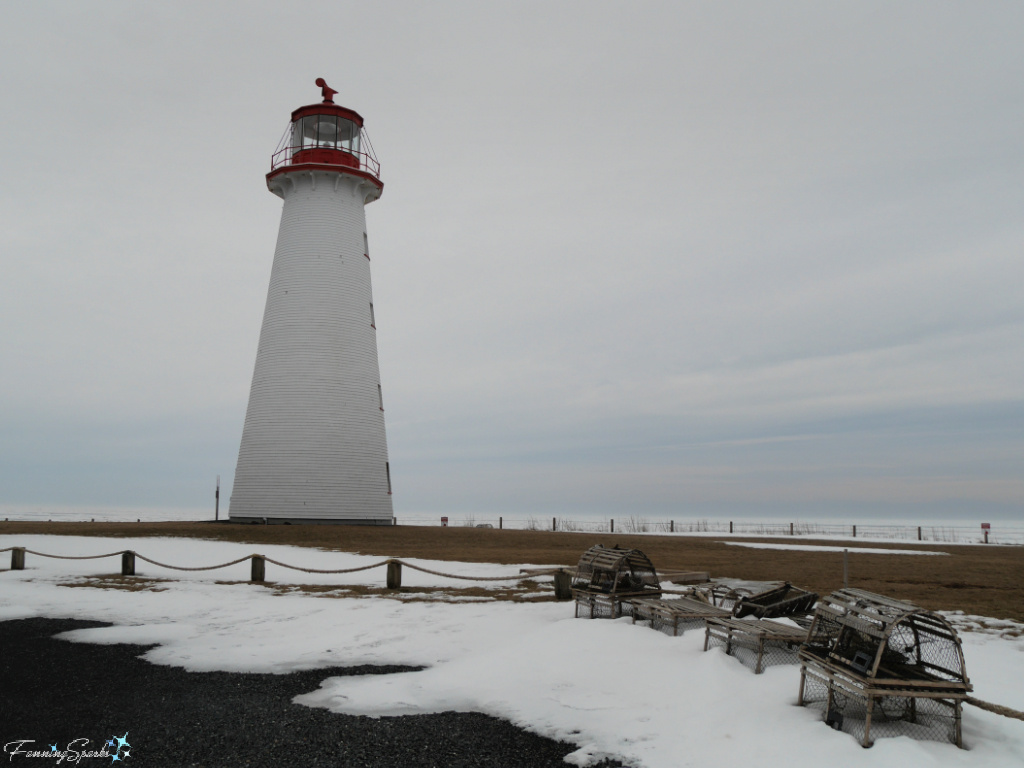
[230,79,393,525]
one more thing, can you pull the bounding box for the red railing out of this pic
[270,143,381,179]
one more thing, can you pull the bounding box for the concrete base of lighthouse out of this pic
[230,168,393,525]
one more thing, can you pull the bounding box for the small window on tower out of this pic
[369,302,376,328]
[386,462,392,494]
[363,233,369,259]
[377,384,384,410]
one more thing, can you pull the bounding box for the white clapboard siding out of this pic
[230,169,393,523]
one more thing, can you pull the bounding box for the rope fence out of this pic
[261,556,394,575]
[133,553,255,572]
[22,548,130,561]
[0,546,570,596]
[398,561,561,581]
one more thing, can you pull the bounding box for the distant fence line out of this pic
[396,516,1024,545]
[2,513,1017,545]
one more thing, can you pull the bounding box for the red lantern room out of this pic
[267,78,382,197]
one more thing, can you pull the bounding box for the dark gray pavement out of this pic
[0,618,624,767]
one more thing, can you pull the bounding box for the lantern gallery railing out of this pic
[270,144,382,178]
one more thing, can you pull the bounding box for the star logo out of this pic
[108,732,131,762]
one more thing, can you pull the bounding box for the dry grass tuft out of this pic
[56,575,172,592]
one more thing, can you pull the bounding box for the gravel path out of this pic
[0,618,624,767]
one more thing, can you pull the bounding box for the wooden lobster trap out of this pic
[572,545,662,619]
[704,617,810,673]
[798,588,972,748]
[732,582,818,621]
[631,596,731,636]
[701,582,818,673]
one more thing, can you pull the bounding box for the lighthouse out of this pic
[230,79,393,525]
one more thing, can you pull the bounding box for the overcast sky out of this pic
[2,2,1022,521]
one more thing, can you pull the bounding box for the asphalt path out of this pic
[0,618,624,767]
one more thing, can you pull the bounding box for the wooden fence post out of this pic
[499,516,503,530]
[610,518,614,533]
[387,560,402,589]
[552,517,557,532]
[670,520,674,533]
[729,521,733,534]
[11,547,25,570]
[251,555,265,583]
[852,525,857,538]
[121,551,135,576]
[918,526,922,541]
[790,522,794,536]
[553,570,572,601]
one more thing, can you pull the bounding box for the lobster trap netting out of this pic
[705,627,801,673]
[637,610,707,637]
[805,608,844,651]
[884,619,966,683]
[650,614,705,637]
[574,592,635,619]
[800,671,962,747]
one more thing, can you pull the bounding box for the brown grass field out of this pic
[2,520,1022,622]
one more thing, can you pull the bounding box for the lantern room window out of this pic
[292,114,360,154]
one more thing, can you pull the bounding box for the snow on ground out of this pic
[2,535,1022,767]
[724,542,950,555]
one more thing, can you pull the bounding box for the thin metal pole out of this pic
[215,475,220,521]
